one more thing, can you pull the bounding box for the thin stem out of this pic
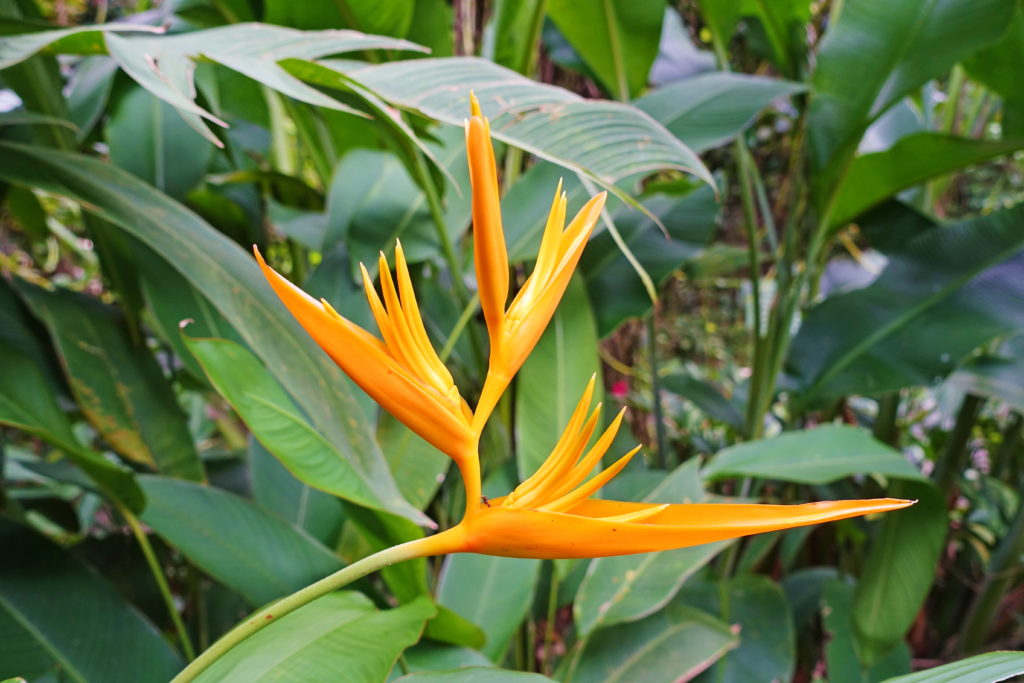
[171,535,456,682]
[993,413,1023,480]
[872,393,901,447]
[646,314,668,468]
[934,393,984,496]
[542,563,561,674]
[120,505,195,661]
[439,293,480,363]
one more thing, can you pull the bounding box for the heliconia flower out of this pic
[410,379,914,559]
[465,93,607,431]
[253,244,476,468]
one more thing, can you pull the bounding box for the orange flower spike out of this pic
[424,387,914,560]
[465,93,607,432]
[253,247,475,465]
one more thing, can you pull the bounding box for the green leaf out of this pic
[378,413,449,511]
[823,580,911,683]
[853,480,945,665]
[0,140,425,525]
[0,110,76,129]
[581,185,719,335]
[196,593,434,683]
[787,205,1024,402]
[0,23,161,67]
[660,373,744,431]
[0,519,183,682]
[947,356,1024,413]
[138,475,343,606]
[635,72,805,152]
[574,459,729,636]
[329,56,714,191]
[485,0,545,74]
[184,335,394,514]
[106,85,213,200]
[964,5,1024,136]
[515,276,603,480]
[570,602,736,683]
[680,576,794,683]
[883,651,1024,683]
[249,439,345,547]
[546,0,664,100]
[263,0,413,38]
[437,554,541,662]
[697,0,810,78]
[399,642,492,673]
[16,281,204,481]
[807,0,1015,191]
[702,425,922,484]
[422,606,487,650]
[396,669,555,682]
[830,133,1024,228]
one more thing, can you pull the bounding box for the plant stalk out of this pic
[934,393,984,496]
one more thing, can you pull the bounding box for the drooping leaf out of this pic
[0,141,425,525]
[574,459,729,637]
[196,593,434,683]
[702,425,922,484]
[852,480,945,665]
[947,356,1024,413]
[830,133,1024,228]
[138,475,343,606]
[788,204,1024,402]
[515,276,603,480]
[882,651,1024,683]
[570,602,736,683]
[436,554,541,662]
[184,335,396,514]
[546,0,664,100]
[16,281,204,481]
[807,0,1015,192]
[635,72,805,153]
[0,519,183,682]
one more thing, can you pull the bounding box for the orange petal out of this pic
[466,111,508,344]
[456,498,914,559]
[254,248,475,460]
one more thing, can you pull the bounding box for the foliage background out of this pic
[1,0,1024,681]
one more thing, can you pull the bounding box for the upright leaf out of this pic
[16,281,204,481]
[546,0,664,100]
[964,4,1024,136]
[0,519,183,682]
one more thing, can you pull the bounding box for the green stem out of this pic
[121,505,196,661]
[542,563,561,674]
[872,393,901,447]
[171,537,448,682]
[993,413,1023,481]
[934,393,984,496]
[439,293,481,363]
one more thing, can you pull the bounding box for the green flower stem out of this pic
[171,537,443,683]
[119,505,195,661]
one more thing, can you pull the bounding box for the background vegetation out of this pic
[1,0,1024,681]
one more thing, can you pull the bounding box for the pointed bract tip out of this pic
[469,91,482,118]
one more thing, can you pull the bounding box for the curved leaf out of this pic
[883,651,1024,683]
[947,356,1024,413]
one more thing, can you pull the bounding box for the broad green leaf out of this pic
[788,205,1024,402]
[485,0,545,74]
[883,651,1024,683]
[574,459,729,636]
[831,133,1024,228]
[0,141,425,525]
[853,480,945,665]
[964,5,1024,137]
[197,593,434,683]
[398,643,492,676]
[702,425,922,484]
[263,0,413,38]
[580,185,719,335]
[807,0,1015,191]
[697,0,810,78]
[571,602,736,683]
[0,340,143,511]
[106,85,213,200]
[782,566,838,634]
[138,475,343,606]
[0,519,183,682]
[184,335,392,513]
[17,281,204,481]
[823,580,911,683]
[947,356,1024,413]
[329,56,714,191]
[635,72,806,152]
[422,606,487,650]
[378,413,449,511]
[405,0,453,57]
[66,56,118,141]
[660,373,744,431]
[249,439,346,547]
[546,0,664,100]
[396,669,554,683]
[515,276,603,480]
[682,576,794,683]
[0,22,160,68]
[436,554,541,662]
